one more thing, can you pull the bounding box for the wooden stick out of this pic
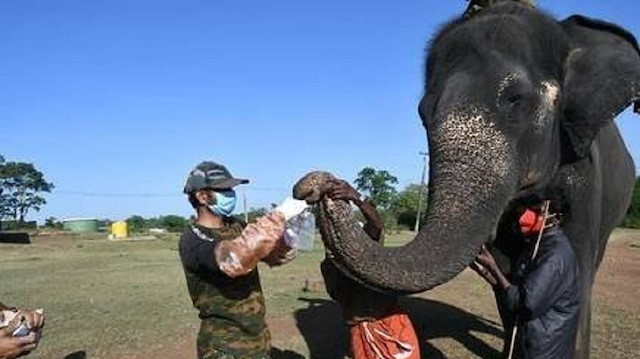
[507,200,551,359]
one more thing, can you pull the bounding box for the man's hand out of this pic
[470,260,498,286]
[262,239,297,267]
[472,245,512,290]
[327,179,362,205]
[475,245,498,271]
[215,211,287,278]
[0,321,37,359]
[252,212,286,258]
[327,177,384,242]
[15,310,44,333]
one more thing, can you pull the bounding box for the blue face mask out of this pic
[209,190,237,216]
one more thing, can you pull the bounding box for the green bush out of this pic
[160,215,188,233]
[0,220,37,231]
[622,216,640,229]
[622,177,640,229]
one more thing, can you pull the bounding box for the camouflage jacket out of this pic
[179,218,271,359]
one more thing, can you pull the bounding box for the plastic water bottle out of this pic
[283,210,316,251]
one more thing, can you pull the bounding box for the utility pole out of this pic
[414,151,429,233]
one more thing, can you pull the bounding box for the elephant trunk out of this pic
[294,107,519,293]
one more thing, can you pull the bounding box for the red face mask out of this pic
[519,208,544,236]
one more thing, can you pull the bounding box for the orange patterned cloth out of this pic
[349,309,420,359]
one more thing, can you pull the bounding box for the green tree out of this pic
[0,157,54,222]
[623,177,640,228]
[246,207,268,223]
[44,216,63,229]
[145,216,162,229]
[353,167,398,210]
[392,183,428,229]
[160,215,188,232]
[0,155,10,220]
[126,215,147,233]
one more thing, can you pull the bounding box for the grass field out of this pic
[0,230,639,359]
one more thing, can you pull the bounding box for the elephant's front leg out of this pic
[558,153,604,359]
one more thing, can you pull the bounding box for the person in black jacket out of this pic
[471,200,580,359]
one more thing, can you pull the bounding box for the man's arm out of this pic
[356,199,384,244]
[0,331,37,359]
[473,245,511,289]
[179,231,220,274]
[476,244,567,320]
[0,306,43,359]
[182,213,286,278]
[470,260,498,286]
[327,179,384,243]
[473,245,527,316]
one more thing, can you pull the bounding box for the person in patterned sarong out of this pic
[321,179,420,359]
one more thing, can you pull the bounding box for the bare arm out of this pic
[327,179,384,243]
[490,264,512,291]
[355,198,384,244]
[0,332,37,359]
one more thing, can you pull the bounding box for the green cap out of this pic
[183,161,249,194]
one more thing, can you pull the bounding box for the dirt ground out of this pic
[592,230,640,311]
[121,231,640,359]
[1,229,638,359]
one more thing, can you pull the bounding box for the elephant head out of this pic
[294,3,640,294]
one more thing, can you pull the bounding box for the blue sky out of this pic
[1,0,639,222]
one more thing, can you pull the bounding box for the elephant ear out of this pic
[561,15,640,158]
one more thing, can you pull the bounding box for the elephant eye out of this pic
[497,73,533,112]
[506,94,523,104]
[500,87,532,113]
[501,93,525,112]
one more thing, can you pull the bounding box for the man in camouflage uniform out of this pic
[464,0,536,18]
[180,161,290,359]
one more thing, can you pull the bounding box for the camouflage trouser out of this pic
[197,318,271,359]
[201,347,270,359]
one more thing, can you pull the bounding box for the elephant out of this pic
[293,3,640,359]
